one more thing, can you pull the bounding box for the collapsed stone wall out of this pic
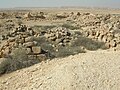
[0,11,120,60]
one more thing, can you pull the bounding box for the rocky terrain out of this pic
[0,8,120,89]
[0,50,120,90]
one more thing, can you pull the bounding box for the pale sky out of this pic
[0,0,120,8]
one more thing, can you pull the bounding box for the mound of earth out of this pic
[0,50,120,90]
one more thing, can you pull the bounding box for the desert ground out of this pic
[0,8,120,90]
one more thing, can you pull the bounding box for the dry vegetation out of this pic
[0,8,120,75]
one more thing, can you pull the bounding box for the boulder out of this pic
[32,46,42,54]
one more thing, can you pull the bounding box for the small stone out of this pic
[18,38,25,43]
[26,48,32,54]
[3,48,10,58]
[44,34,51,38]
[105,43,110,49]
[0,52,3,58]
[109,40,117,47]
[98,35,103,41]
[96,31,100,37]
[8,37,15,42]
[49,36,57,41]
[37,54,46,62]
[33,41,38,46]
[102,35,107,42]
[25,36,34,42]
[55,39,62,44]
[23,42,34,47]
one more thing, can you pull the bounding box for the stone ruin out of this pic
[0,25,47,61]
[0,11,120,61]
[24,12,46,21]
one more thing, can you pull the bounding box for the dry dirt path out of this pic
[0,50,120,90]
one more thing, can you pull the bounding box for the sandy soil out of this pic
[0,50,120,90]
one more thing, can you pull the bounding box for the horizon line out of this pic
[0,6,120,10]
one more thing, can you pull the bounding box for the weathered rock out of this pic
[26,48,32,54]
[105,43,110,49]
[56,33,62,39]
[63,39,70,43]
[56,14,67,19]
[1,35,5,40]
[98,35,104,41]
[37,54,46,62]
[24,12,32,19]
[3,47,10,58]
[23,42,34,47]
[44,33,51,38]
[77,12,81,16]
[49,36,57,41]
[107,36,113,42]
[102,35,108,42]
[84,31,89,37]
[109,40,117,47]
[115,44,120,51]
[13,43,19,48]
[0,51,3,58]
[32,46,42,54]
[96,31,100,37]
[25,36,34,42]
[8,37,15,42]
[29,30,35,36]
[55,39,63,44]
[33,41,38,46]
[18,38,25,44]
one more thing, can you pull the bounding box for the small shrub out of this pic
[72,36,107,50]
[0,58,10,75]
[34,36,46,45]
[33,25,56,30]
[0,48,39,74]
[55,46,85,58]
[62,23,80,30]
[40,42,55,59]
